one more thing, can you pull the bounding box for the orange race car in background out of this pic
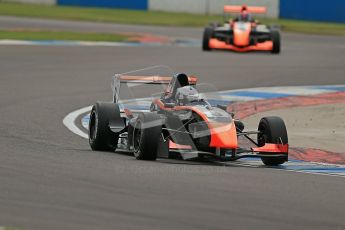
[202,5,281,54]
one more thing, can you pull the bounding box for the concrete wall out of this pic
[57,0,148,10]
[3,0,56,5]
[4,0,345,23]
[149,0,209,15]
[149,0,280,18]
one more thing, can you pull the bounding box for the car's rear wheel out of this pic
[271,30,281,54]
[133,113,162,160]
[202,27,214,51]
[89,102,121,151]
[257,116,288,166]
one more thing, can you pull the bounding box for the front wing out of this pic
[209,38,273,52]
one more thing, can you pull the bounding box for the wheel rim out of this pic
[258,123,268,146]
[133,121,142,157]
[89,111,97,141]
[258,133,267,147]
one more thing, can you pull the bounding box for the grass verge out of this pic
[0,2,219,26]
[0,29,129,41]
[0,2,345,35]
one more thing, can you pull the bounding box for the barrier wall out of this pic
[3,0,345,23]
[149,0,280,18]
[57,0,148,10]
[280,0,345,23]
[2,0,279,18]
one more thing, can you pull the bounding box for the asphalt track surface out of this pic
[1,18,345,230]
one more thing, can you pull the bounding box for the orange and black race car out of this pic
[89,68,288,166]
[203,5,281,54]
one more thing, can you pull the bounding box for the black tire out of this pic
[133,113,162,160]
[202,27,213,51]
[271,30,281,54]
[234,120,244,132]
[257,116,288,166]
[157,134,169,158]
[89,102,121,151]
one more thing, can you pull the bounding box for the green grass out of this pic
[0,2,345,35]
[0,29,129,41]
[0,227,21,230]
[0,2,219,26]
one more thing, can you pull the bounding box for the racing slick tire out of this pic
[202,27,214,51]
[257,116,288,166]
[133,113,162,160]
[89,102,122,151]
[271,30,281,54]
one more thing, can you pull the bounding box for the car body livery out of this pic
[203,5,281,54]
[89,69,288,166]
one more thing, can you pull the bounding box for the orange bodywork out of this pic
[224,5,266,14]
[209,38,273,52]
[252,143,288,153]
[233,22,251,46]
[169,140,192,150]
[208,122,238,148]
[154,99,238,149]
[124,108,134,118]
[210,4,272,52]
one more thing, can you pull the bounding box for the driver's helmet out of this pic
[239,11,251,22]
[175,85,199,105]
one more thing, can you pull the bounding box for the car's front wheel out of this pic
[202,27,214,51]
[258,116,288,166]
[271,30,281,54]
[133,113,162,160]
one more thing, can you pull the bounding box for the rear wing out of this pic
[223,5,266,14]
[112,74,198,103]
[117,75,197,84]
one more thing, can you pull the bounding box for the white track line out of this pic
[63,106,92,139]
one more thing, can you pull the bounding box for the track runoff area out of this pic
[64,85,345,177]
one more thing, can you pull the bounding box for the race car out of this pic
[88,68,288,166]
[202,5,281,54]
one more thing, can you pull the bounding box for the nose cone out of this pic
[209,122,238,149]
[234,23,251,46]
